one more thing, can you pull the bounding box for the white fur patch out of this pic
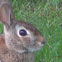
[16,25,30,37]
[0,60,1,62]
[4,26,9,35]
[16,50,26,54]
[28,47,41,52]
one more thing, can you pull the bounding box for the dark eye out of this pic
[19,29,27,36]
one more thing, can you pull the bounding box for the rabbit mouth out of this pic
[24,47,42,53]
[28,48,42,52]
[20,41,45,53]
[17,50,27,53]
[22,45,43,53]
[18,47,42,53]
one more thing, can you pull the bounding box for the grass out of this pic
[0,0,62,62]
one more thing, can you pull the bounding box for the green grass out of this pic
[0,0,62,62]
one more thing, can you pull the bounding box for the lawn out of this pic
[0,0,62,62]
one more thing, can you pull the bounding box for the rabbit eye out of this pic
[19,29,27,36]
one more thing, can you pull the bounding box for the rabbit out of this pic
[0,0,45,62]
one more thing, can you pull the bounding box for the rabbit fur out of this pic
[0,0,45,62]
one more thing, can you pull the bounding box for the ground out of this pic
[0,0,62,62]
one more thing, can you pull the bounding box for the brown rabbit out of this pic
[0,0,45,62]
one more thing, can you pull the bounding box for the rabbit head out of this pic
[0,3,45,53]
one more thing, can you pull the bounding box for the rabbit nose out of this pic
[38,40,45,47]
[38,36,46,46]
[39,36,45,41]
[41,41,45,45]
[41,37,46,45]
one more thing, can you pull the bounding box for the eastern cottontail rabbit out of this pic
[0,0,45,62]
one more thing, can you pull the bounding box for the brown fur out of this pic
[0,0,45,62]
[0,35,35,62]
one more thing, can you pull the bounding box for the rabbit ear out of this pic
[0,4,13,26]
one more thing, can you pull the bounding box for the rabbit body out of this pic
[0,0,45,62]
